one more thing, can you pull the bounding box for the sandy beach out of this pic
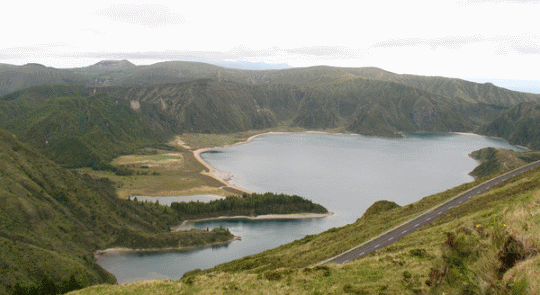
[192,130,346,194]
[192,131,295,195]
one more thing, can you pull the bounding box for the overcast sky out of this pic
[1,0,539,89]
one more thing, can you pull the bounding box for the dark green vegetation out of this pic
[169,193,328,220]
[361,200,401,219]
[478,102,540,150]
[0,85,179,168]
[470,147,540,178]
[11,274,85,295]
[0,130,233,293]
[0,64,93,96]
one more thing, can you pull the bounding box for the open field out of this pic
[77,147,226,199]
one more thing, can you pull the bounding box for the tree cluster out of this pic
[169,192,328,220]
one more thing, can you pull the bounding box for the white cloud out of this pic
[1,0,539,82]
[94,4,185,27]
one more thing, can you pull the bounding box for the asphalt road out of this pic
[319,160,540,265]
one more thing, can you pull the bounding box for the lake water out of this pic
[97,132,524,283]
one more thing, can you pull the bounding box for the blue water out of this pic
[97,133,523,283]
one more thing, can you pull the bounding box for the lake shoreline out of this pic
[192,130,360,194]
[94,212,332,259]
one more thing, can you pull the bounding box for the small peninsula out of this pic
[168,192,329,221]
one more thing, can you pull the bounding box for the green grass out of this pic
[78,147,226,199]
[470,147,540,178]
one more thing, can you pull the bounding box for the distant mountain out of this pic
[477,102,540,150]
[2,60,540,148]
[209,60,292,70]
[2,60,538,104]
[0,63,93,96]
[338,68,540,107]
[87,59,136,70]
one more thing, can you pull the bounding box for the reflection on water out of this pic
[97,133,524,284]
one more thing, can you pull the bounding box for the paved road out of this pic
[319,160,540,265]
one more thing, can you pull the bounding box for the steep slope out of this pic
[103,79,279,133]
[100,78,473,136]
[477,102,540,150]
[0,86,180,168]
[341,67,540,107]
[3,61,538,108]
[0,130,236,293]
[2,61,539,146]
[0,130,153,290]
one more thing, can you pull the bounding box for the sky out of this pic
[1,0,540,92]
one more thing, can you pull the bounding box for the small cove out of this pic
[96,132,524,284]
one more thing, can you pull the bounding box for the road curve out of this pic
[318,160,540,265]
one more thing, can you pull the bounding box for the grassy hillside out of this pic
[341,67,540,107]
[101,78,474,136]
[470,147,540,178]
[0,64,92,96]
[71,159,540,295]
[104,79,278,133]
[477,102,540,150]
[0,86,180,168]
[3,61,540,147]
[0,129,239,293]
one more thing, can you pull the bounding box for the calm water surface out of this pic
[97,133,523,283]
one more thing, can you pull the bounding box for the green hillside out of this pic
[0,64,92,96]
[0,86,180,168]
[71,158,540,295]
[470,147,540,178]
[477,102,540,150]
[3,61,540,147]
[0,129,239,293]
[101,78,474,136]
[340,67,540,107]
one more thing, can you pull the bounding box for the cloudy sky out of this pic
[1,0,539,90]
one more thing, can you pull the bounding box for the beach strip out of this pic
[192,131,294,195]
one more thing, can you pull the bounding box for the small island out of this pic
[168,192,329,222]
